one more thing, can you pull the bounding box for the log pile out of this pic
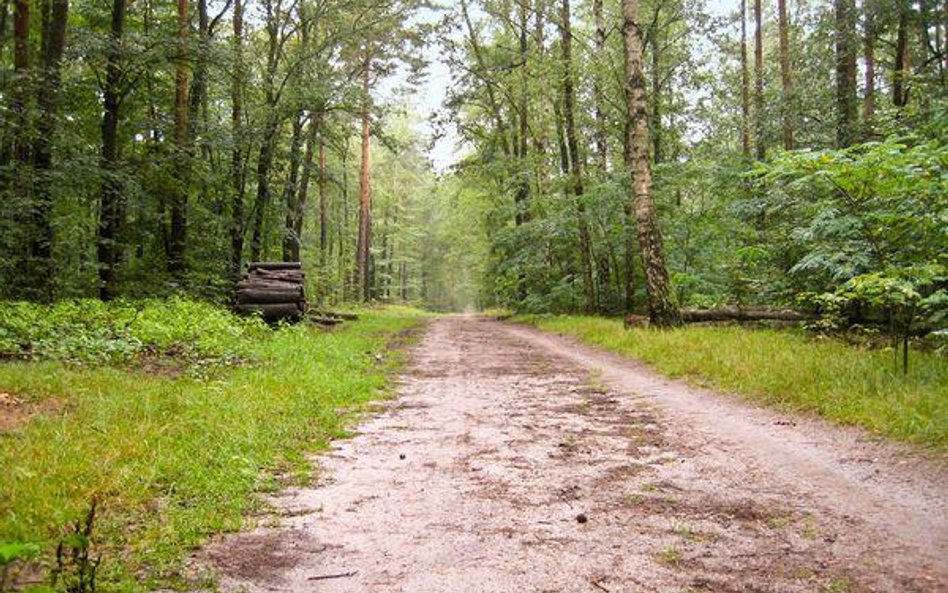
[235,262,306,322]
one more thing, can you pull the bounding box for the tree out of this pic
[621,0,680,326]
[777,0,793,150]
[835,0,857,147]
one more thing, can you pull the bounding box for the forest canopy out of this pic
[0,0,945,329]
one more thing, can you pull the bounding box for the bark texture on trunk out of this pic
[777,0,794,150]
[97,0,126,300]
[281,112,305,262]
[835,0,857,147]
[740,0,750,158]
[863,0,875,121]
[893,2,909,108]
[753,0,764,160]
[592,0,608,169]
[167,0,190,277]
[27,0,69,300]
[230,0,245,278]
[559,0,595,313]
[621,0,680,327]
[356,59,373,301]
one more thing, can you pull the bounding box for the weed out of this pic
[657,545,683,567]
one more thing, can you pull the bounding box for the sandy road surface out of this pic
[201,315,947,592]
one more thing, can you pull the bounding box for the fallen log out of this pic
[248,261,302,271]
[681,307,817,323]
[308,316,343,326]
[235,302,304,322]
[236,287,304,304]
[309,310,359,321]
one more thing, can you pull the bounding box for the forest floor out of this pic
[197,315,948,593]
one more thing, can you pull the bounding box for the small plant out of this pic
[657,545,683,567]
[50,499,101,593]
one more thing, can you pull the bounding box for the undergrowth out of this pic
[0,302,427,591]
[517,315,948,449]
[0,298,269,366]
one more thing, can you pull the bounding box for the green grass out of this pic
[0,304,427,591]
[516,315,948,449]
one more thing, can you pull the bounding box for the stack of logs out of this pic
[235,262,306,322]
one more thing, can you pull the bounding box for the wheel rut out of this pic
[199,315,948,593]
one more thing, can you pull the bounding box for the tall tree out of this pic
[230,0,246,277]
[777,0,793,150]
[740,0,750,158]
[97,0,127,299]
[356,54,373,300]
[167,0,190,277]
[27,0,69,299]
[835,0,857,147]
[892,0,909,108]
[862,0,876,121]
[753,0,764,160]
[559,0,596,313]
[622,0,680,326]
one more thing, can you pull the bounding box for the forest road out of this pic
[201,315,948,593]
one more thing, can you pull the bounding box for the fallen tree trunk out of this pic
[309,310,359,321]
[236,287,304,304]
[308,316,343,326]
[681,307,818,323]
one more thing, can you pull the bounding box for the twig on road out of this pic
[307,570,358,581]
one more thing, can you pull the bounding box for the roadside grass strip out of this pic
[516,315,948,450]
[0,304,426,591]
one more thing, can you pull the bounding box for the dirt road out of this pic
[202,315,948,592]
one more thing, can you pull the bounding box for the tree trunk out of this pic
[593,0,608,169]
[893,2,909,108]
[622,0,680,327]
[356,57,373,302]
[753,0,764,160]
[11,0,31,206]
[250,114,279,262]
[318,122,327,260]
[740,0,750,158]
[559,0,595,313]
[651,22,663,164]
[230,0,245,278]
[97,0,126,300]
[863,0,875,121]
[27,0,69,300]
[296,115,318,258]
[281,112,304,262]
[835,0,857,147]
[515,0,530,226]
[777,0,793,150]
[167,0,189,277]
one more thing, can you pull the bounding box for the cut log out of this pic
[236,279,302,291]
[248,261,302,271]
[235,302,304,322]
[236,287,304,304]
[251,268,305,281]
[681,307,817,323]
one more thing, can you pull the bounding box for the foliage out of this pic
[0,305,426,590]
[0,298,268,365]
[517,315,948,449]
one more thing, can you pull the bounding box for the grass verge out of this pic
[516,315,948,450]
[0,303,427,591]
